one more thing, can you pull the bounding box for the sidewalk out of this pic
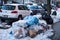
[52,22,60,40]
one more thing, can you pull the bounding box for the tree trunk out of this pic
[47,0,51,15]
[1,0,3,5]
[4,0,7,4]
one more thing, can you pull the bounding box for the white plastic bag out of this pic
[39,20,47,27]
[33,14,42,19]
[12,20,28,28]
[12,27,27,39]
[51,15,60,23]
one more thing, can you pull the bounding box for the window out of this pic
[27,6,39,10]
[18,5,28,10]
[2,5,15,10]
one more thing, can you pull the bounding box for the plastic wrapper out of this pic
[23,16,38,25]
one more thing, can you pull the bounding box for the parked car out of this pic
[27,5,45,15]
[25,2,38,6]
[0,4,32,21]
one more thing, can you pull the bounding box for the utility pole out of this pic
[47,0,51,15]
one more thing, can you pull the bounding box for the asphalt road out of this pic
[52,22,60,40]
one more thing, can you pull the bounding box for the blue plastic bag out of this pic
[23,16,38,25]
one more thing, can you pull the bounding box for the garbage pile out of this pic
[9,15,54,40]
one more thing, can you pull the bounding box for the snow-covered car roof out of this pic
[4,4,24,6]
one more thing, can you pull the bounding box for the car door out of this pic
[18,5,30,17]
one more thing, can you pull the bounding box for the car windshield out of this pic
[2,5,15,10]
[27,6,39,10]
[38,6,43,9]
[18,5,28,10]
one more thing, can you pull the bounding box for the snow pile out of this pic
[0,28,54,40]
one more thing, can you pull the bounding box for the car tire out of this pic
[18,15,22,20]
[1,19,5,22]
[30,13,34,15]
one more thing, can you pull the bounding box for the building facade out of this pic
[0,0,60,5]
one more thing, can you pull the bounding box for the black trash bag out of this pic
[42,13,53,24]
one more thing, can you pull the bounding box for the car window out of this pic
[38,6,43,9]
[2,5,15,10]
[18,5,28,10]
[27,6,39,10]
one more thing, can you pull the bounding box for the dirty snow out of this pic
[0,28,54,40]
